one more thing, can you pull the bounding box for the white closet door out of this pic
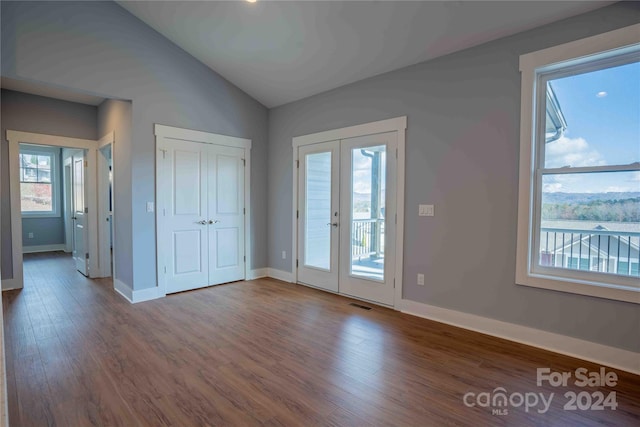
[207,145,245,285]
[161,139,209,294]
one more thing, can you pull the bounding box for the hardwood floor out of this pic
[3,252,639,426]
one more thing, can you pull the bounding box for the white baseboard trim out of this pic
[22,244,65,254]
[247,268,268,280]
[114,278,133,303]
[267,268,293,283]
[399,299,640,375]
[1,278,21,291]
[114,279,163,304]
[132,286,163,303]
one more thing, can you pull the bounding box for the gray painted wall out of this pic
[1,89,98,276]
[268,3,640,352]
[1,1,269,290]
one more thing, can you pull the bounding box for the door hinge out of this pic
[85,253,89,259]
[242,158,246,166]
[395,213,397,224]
[296,259,299,268]
[163,208,166,216]
[393,278,396,288]
[296,160,299,169]
[244,255,246,262]
[84,160,88,167]
[296,210,299,219]
[243,208,246,215]
[160,149,167,159]
[85,207,89,214]
[164,266,167,274]
[396,148,398,159]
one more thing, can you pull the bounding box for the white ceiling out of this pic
[118,0,612,108]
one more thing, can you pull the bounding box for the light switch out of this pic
[146,202,154,213]
[419,204,434,216]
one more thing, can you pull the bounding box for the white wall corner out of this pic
[398,299,640,375]
[248,268,268,280]
[267,268,294,283]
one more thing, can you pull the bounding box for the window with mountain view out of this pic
[516,26,639,303]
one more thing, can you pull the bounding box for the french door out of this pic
[157,139,246,294]
[297,131,397,306]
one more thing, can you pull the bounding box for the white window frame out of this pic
[19,144,61,218]
[516,24,640,304]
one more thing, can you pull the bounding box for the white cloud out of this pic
[543,182,563,193]
[545,136,606,168]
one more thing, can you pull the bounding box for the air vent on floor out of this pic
[349,302,372,310]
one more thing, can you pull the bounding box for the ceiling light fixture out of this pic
[246,0,257,3]
[596,91,607,98]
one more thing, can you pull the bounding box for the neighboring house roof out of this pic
[545,83,568,143]
[541,220,640,234]
[540,220,640,254]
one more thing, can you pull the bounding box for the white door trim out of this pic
[97,132,115,278]
[291,116,406,308]
[4,130,100,290]
[154,124,252,297]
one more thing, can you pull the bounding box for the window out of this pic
[20,145,60,217]
[516,25,640,303]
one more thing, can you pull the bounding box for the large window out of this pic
[20,145,60,217]
[516,25,640,303]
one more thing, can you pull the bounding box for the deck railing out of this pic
[539,227,640,277]
[352,219,385,259]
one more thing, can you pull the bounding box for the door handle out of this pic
[327,222,338,228]
[196,220,208,225]
[71,216,77,220]
[209,220,221,224]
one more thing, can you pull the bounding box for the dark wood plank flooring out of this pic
[3,251,639,426]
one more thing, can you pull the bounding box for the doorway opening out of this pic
[6,131,115,289]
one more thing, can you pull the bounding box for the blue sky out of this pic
[543,60,640,194]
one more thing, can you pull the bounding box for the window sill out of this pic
[516,272,640,304]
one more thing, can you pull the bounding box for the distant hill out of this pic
[543,192,640,204]
[542,193,639,222]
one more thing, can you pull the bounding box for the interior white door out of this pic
[161,140,209,294]
[207,145,245,285]
[339,132,397,306]
[158,138,246,294]
[71,150,89,276]
[297,141,340,292]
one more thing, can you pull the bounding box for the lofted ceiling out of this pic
[1,77,106,106]
[118,1,613,108]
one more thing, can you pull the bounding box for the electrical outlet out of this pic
[417,273,425,285]
[28,232,34,239]
[282,251,286,260]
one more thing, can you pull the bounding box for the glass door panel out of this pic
[297,141,340,292]
[350,145,386,281]
[305,152,332,270]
